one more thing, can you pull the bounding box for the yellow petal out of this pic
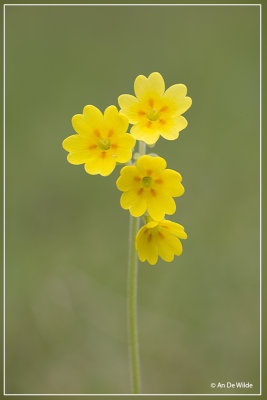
[165,235,183,256]
[146,221,159,229]
[161,195,176,215]
[98,155,116,176]
[63,135,96,165]
[116,166,138,191]
[72,114,92,136]
[136,232,158,265]
[121,190,147,217]
[147,72,165,96]
[84,156,102,175]
[130,124,160,145]
[118,95,140,124]
[147,192,176,221]
[83,105,103,123]
[163,84,192,115]
[134,72,165,99]
[160,116,188,140]
[160,128,179,141]
[136,236,148,261]
[112,134,135,163]
[117,134,136,149]
[163,169,182,182]
[147,198,165,221]
[162,169,184,197]
[176,97,192,115]
[62,134,92,152]
[72,106,103,137]
[130,198,147,217]
[115,148,133,163]
[176,230,187,240]
[157,237,175,262]
[104,105,129,134]
[136,227,145,254]
[67,151,91,165]
[164,84,187,101]
[84,153,116,176]
[146,248,158,265]
[161,220,187,239]
[134,74,149,99]
[104,105,118,119]
[118,94,139,109]
[120,190,138,209]
[136,155,167,174]
[174,115,188,131]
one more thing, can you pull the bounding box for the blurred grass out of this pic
[5,4,260,395]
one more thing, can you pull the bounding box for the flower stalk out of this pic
[128,214,140,393]
[128,141,146,393]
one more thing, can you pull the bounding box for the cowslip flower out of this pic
[63,105,136,176]
[136,219,187,265]
[118,72,192,145]
[116,155,184,221]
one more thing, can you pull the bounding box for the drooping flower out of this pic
[118,72,192,145]
[136,219,187,265]
[63,105,136,176]
[116,155,184,221]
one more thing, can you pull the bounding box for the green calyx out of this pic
[142,176,153,188]
[99,138,111,150]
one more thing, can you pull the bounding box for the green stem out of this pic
[128,215,140,393]
[128,141,146,394]
[139,140,146,157]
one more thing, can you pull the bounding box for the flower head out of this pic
[136,219,187,265]
[118,72,192,145]
[116,155,184,221]
[63,105,136,176]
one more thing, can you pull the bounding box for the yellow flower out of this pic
[118,72,192,145]
[63,105,136,176]
[116,155,184,220]
[136,219,187,265]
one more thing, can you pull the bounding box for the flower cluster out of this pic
[63,72,191,265]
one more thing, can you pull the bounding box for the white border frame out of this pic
[3,3,262,397]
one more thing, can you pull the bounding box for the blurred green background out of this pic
[5,4,260,395]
